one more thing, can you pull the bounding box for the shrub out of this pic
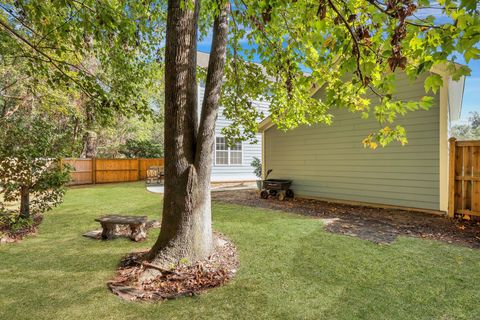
[250,157,262,179]
[119,139,163,158]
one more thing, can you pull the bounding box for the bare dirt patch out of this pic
[212,190,480,248]
[108,233,238,302]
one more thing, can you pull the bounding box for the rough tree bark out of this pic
[19,186,30,219]
[147,0,230,267]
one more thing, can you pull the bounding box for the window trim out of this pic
[214,136,243,166]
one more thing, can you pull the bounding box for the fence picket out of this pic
[449,139,480,218]
[64,158,164,185]
[473,147,480,213]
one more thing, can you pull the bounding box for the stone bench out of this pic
[95,215,148,242]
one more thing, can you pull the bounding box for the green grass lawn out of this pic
[1,182,479,320]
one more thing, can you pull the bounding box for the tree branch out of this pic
[0,19,95,98]
[326,0,364,83]
[366,0,443,29]
[195,0,230,171]
[0,4,40,37]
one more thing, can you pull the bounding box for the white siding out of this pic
[198,84,269,182]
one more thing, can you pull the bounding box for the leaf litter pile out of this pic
[108,233,238,301]
[0,215,42,244]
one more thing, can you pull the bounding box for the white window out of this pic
[215,137,242,165]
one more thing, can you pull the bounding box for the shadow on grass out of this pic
[1,183,479,320]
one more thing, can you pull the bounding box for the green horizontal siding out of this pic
[264,74,440,210]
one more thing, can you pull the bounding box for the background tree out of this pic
[451,111,480,140]
[119,139,164,158]
[0,0,164,143]
[89,67,165,158]
[0,1,165,160]
[0,112,72,223]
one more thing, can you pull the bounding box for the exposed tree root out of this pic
[108,233,238,302]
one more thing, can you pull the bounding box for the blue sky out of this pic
[458,59,480,123]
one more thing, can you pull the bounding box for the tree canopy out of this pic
[1,1,478,148]
[220,0,479,148]
[0,0,164,120]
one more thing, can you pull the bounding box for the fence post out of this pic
[92,157,96,185]
[448,137,457,218]
[138,158,141,181]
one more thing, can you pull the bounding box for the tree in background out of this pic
[0,113,72,225]
[0,1,165,159]
[451,111,480,140]
[81,112,164,158]
[119,139,164,158]
[91,71,165,158]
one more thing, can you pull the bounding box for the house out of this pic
[197,51,269,182]
[258,66,465,214]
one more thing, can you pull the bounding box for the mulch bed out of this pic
[108,233,238,302]
[212,190,480,248]
[0,215,43,244]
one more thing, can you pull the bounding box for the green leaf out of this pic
[419,96,435,110]
[465,47,480,63]
[460,0,477,11]
[424,74,443,94]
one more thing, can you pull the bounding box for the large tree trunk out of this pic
[19,186,30,219]
[147,0,229,267]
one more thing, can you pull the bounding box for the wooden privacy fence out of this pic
[448,138,480,218]
[62,158,164,185]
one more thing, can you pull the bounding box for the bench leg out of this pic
[101,223,119,240]
[130,223,147,242]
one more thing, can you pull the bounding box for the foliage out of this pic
[8,216,34,232]
[451,111,480,140]
[0,209,33,232]
[2,1,478,150]
[119,139,164,158]
[216,0,479,148]
[0,210,17,229]
[95,114,164,158]
[250,156,262,178]
[0,0,165,120]
[0,1,166,160]
[0,113,72,218]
